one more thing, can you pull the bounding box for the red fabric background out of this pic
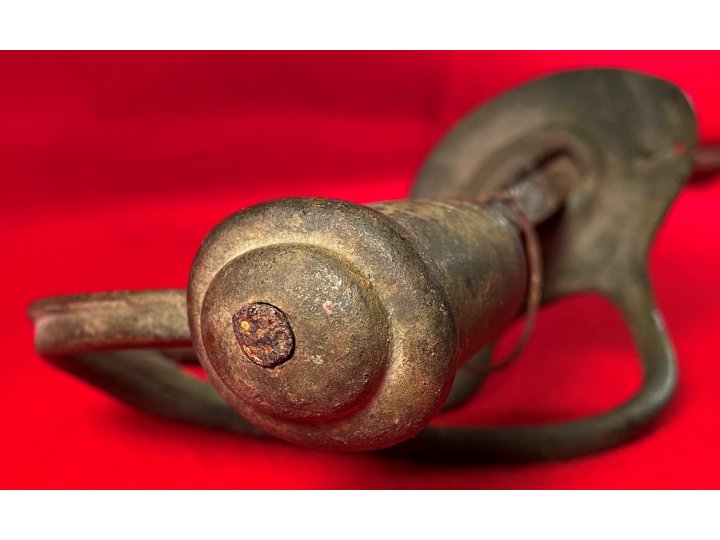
[2,51,720,489]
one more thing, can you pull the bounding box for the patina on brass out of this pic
[29,69,699,461]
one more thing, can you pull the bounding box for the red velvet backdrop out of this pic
[2,51,720,489]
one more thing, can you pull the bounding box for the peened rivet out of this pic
[232,302,295,368]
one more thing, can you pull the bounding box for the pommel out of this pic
[188,197,526,449]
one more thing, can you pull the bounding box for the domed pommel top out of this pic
[200,242,390,422]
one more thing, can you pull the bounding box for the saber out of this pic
[30,69,700,461]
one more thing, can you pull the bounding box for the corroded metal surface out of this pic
[28,68,699,461]
[232,302,295,368]
[189,197,526,450]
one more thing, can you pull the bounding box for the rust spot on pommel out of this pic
[232,303,295,368]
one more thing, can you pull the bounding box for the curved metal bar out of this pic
[30,277,676,462]
[29,291,259,435]
[394,276,677,462]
